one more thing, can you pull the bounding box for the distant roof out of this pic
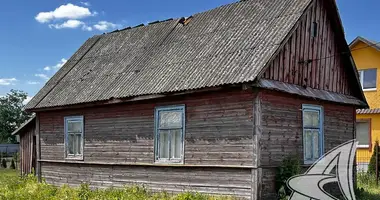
[349,36,380,51]
[11,116,35,136]
[25,0,314,110]
[357,108,380,115]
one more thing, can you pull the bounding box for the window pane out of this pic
[76,134,82,155]
[363,69,377,89]
[304,130,313,160]
[68,134,74,154]
[303,110,320,128]
[356,122,370,146]
[171,130,182,159]
[312,130,320,159]
[72,134,77,155]
[68,121,82,132]
[159,130,169,159]
[159,111,182,128]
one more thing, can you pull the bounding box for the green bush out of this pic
[368,140,380,175]
[1,159,7,168]
[275,155,301,199]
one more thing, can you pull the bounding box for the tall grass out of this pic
[0,170,236,200]
[356,172,380,200]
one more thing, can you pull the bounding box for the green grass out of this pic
[0,169,236,200]
[356,172,380,200]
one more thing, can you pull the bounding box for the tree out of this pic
[0,90,31,143]
[368,140,380,175]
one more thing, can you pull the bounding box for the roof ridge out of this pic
[98,0,243,36]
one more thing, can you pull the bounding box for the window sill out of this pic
[303,160,317,165]
[357,145,370,149]
[155,159,183,164]
[65,156,84,161]
[363,88,377,92]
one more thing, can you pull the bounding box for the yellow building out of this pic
[350,36,380,171]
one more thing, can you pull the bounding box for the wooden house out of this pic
[11,116,36,176]
[25,0,368,199]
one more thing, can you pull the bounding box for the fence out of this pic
[0,144,19,157]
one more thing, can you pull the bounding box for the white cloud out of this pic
[93,21,120,31]
[80,2,91,6]
[49,19,85,29]
[0,78,17,86]
[35,74,50,80]
[23,96,33,105]
[35,3,95,23]
[43,58,67,71]
[82,24,93,31]
[27,81,40,85]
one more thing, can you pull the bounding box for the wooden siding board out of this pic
[262,0,352,96]
[259,89,355,198]
[39,90,255,167]
[41,162,252,198]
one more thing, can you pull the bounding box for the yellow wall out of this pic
[352,40,380,163]
[351,41,380,108]
[356,114,380,163]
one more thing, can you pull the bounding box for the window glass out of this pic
[155,106,185,163]
[302,105,323,164]
[359,69,377,89]
[356,121,370,146]
[159,111,182,128]
[65,116,83,159]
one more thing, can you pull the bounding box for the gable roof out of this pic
[26,0,365,110]
[349,36,380,51]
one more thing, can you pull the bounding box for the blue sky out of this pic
[0,0,378,102]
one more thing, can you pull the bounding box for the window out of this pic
[154,105,185,163]
[302,105,324,164]
[64,116,84,159]
[359,69,377,90]
[356,120,371,148]
[311,22,318,37]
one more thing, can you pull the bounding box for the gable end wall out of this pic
[262,0,355,96]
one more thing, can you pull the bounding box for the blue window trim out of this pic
[302,105,324,165]
[154,105,185,164]
[64,116,84,160]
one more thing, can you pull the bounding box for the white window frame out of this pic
[356,119,371,149]
[64,116,84,160]
[154,105,185,164]
[359,69,377,91]
[302,105,324,165]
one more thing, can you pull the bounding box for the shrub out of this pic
[1,159,7,168]
[10,159,15,169]
[13,152,19,169]
[368,140,380,175]
[275,155,301,198]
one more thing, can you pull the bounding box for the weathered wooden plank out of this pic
[41,162,253,199]
[39,89,255,167]
[261,0,353,97]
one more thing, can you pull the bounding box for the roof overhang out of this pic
[11,115,36,136]
[257,79,368,108]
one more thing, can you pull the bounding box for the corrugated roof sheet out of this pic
[258,79,367,107]
[26,0,314,110]
[357,108,380,114]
